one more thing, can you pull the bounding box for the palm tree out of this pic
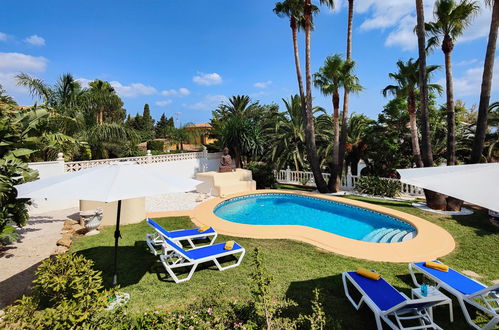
[266,95,308,170]
[471,0,499,163]
[212,95,258,121]
[274,0,318,108]
[314,54,362,192]
[383,59,442,168]
[345,114,373,175]
[426,0,479,165]
[302,0,334,193]
[415,0,450,211]
[336,0,355,183]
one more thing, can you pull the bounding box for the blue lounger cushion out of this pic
[347,272,406,311]
[147,218,215,238]
[414,261,485,295]
[165,237,243,260]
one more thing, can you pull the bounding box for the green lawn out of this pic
[70,196,498,329]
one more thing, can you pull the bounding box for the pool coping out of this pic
[149,189,456,263]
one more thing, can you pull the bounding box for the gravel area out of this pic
[146,192,212,212]
[0,207,78,309]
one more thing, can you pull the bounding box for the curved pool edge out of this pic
[190,189,456,263]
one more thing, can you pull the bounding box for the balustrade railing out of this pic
[64,150,222,172]
[274,167,424,197]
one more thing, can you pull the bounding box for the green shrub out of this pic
[0,158,38,245]
[354,176,401,198]
[3,253,112,329]
[246,162,277,189]
[146,140,164,152]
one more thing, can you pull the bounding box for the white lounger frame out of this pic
[146,225,217,256]
[342,272,444,330]
[159,241,245,283]
[409,263,499,330]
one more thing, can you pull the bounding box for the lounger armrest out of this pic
[467,283,499,298]
[384,296,448,315]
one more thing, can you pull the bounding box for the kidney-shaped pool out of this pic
[214,193,416,243]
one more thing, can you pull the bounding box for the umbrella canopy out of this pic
[397,163,499,212]
[16,162,201,202]
[15,162,202,286]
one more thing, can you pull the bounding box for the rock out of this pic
[53,246,68,255]
[492,279,499,285]
[72,224,84,232]
[462,270,482,278]
[56,233,73,248]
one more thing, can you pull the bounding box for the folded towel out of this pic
[224,240,235,250]
[198,226,210,233]
[356,268,381,280]
[425,261,448,272]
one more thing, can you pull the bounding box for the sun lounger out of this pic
[159,237,245,283]
[342,271,445,329]
[409,261,499,330]
[145,218,217,255]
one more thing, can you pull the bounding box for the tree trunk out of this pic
[415,0,433,167]
[337,0,355,191]
[330,92,341,192]
[415,0,447,209]
[350,157,359,176]
[304,0,329,193]
[408,91,424,167]
[471,0,499,163]
[443,45,456,166]
[291,18,306,105]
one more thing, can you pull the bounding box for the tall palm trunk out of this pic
[337,0,354,190]
[330,91,341,191]
[408,90,424,167]
[304,0,329,193]
[471,0,499,163]
[443,36,456,166]
[415,0,447,210]
[291,17,306,105]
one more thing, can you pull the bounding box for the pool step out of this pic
[379,229,401,243]
[390,230,408,243]
[370,228,393,242]
[401,231,416,242]
[362,228,387,242]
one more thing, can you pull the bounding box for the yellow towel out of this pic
[356,268,381,280]
[425,261,449,272]
[224,240,235,250]
[198,226,210,233]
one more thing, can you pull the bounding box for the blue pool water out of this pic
[214,193,416,243]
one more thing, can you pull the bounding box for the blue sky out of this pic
[0,0,496,125]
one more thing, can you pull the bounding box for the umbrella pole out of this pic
[112,200,122,287]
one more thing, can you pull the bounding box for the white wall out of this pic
[26,153,221,215]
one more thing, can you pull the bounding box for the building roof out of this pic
[186,122,212,129]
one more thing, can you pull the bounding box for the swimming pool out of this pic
[214,193,416,243]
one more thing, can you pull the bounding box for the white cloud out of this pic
[24,34,45,46]
[155,100,173,107]
[0,52,47,72]
[109,81,157,98]
[161,87,191,96]
[0,32,6,41]
[183,94,227,111]
[192,72,223,86]
[456,58,479,66]
[359,1,490,51]
[254,80,272,89]
[439,57,499,97]
[0,72,28,94]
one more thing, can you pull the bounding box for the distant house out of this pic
[185,123,216,145]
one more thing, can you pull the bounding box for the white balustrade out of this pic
[274,169,424,196]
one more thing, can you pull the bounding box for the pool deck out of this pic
[147,189,456,263]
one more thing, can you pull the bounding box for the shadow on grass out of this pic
[285,274,378,329]
[76,240,156,288]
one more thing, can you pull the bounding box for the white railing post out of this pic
[57,152,64,162]
[146,150,152,164]
[285,166,291,183]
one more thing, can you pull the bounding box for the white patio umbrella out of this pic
[15,162,201,285]
[397,163,499,212]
